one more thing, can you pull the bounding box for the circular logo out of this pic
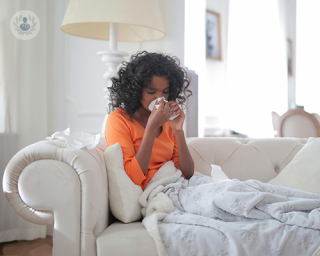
[10,10,40,40]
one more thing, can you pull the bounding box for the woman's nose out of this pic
[156,93,166,99]
[155,95,165,102]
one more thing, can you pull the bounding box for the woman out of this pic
[105,51,195,190]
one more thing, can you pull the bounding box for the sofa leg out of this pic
[52,207,81,256]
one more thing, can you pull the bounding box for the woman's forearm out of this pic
[135,125,157,175]
[173,130,194,179]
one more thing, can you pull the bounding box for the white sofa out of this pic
[2,137,310,256]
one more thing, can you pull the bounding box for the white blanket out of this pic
[139,160,320,256]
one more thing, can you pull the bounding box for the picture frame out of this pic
[206,10,222,61]
[287,38,293,76]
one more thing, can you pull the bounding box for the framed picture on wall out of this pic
[206,10,222,61]
[287,38,293,76]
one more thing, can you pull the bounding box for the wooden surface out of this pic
[0,236,52,256]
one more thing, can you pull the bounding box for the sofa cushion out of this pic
[186,137,308,182]
[268,137,320,194]
[103,143,143,223]
[96,221,158,256]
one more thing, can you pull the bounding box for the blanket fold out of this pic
[139,160,320,256]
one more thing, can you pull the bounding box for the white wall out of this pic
[47,0,70,136]
[55,0,185,135]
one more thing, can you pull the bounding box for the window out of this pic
[296,0,320,113]
[185,0,288,138]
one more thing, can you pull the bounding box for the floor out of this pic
[0,236,52,256]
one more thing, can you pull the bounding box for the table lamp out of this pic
[60,0,166,134]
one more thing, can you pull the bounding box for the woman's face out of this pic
[141,76,170,111]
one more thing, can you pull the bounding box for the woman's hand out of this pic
[146,99,171,131]
[168,101,185,132]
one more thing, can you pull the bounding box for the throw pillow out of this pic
[103,142,143,223]
[268,137,320,194]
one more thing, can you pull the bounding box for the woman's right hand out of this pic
[146,99,171,131]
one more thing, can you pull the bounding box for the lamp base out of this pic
[98,50,129,136]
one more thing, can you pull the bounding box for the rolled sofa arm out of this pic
[2,139,109,256]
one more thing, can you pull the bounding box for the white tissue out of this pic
[45,127,101,150]
[211,164,229,181]
[148,96,164,111]
[148,96,180,120]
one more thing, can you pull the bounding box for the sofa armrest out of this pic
[2,139,109,256]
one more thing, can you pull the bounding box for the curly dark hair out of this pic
[107,51,192,121]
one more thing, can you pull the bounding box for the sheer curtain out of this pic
[221,0,288,138]
[0,0,66,242]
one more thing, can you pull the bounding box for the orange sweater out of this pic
[105,106,195,189]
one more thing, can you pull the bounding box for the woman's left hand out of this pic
[168,101,185,132]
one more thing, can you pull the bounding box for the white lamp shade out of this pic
[60,0,166,42]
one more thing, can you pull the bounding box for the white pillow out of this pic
[103,142,143,223]
[268,137,320,194]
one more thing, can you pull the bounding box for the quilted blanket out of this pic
[138,160,320,256]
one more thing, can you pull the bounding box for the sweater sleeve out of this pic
[105,113,147,186]
[172,133,195,179]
